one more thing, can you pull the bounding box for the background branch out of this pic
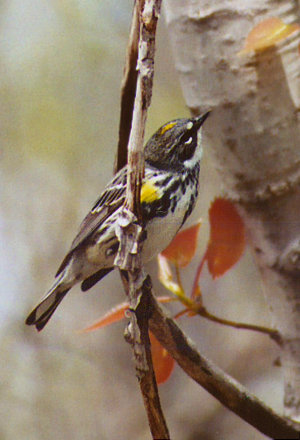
[114,0,140,174]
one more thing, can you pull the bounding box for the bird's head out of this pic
[144,112,210,171]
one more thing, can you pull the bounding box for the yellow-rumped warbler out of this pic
[26,112,210,330]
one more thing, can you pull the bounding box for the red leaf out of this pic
[161,221,201,267]
[206,198,245,278]
[81,302,129,332]
[81,297,173,333]
[150,332,175,384]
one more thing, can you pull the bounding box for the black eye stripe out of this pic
[178,137,197,161]
[181,130,197,145]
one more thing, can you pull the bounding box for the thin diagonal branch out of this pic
[176,305,282,344]
[196,306,282,344]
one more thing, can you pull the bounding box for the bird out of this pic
[26,112,210,331]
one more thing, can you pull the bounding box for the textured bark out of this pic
[164,0,300,420]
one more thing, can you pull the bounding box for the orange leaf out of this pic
[161,221,202,267]
[81,302,129,332]
[150,332,175,384]
[206,198,245,278]
[81,297,173,333]
[239,17,300,54]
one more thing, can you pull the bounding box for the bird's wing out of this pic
[56,167,127,276]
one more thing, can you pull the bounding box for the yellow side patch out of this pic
[160,121,177,136]
[140,181,161,204]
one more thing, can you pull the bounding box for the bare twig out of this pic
[177,305,282,345]
[197,306,282,344]
[115,0,168,438]
[148,293,300,439]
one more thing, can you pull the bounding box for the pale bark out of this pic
[164,0,300,420]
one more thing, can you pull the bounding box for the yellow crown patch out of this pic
[159,121,177,136]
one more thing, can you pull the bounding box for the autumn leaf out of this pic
[205,198,245,278]
[81,302,129,332]
[161,221,201,267]
[150,332,175,384]
[81,296,173,333]
[239,17,300,54]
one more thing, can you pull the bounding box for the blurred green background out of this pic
[0,1,282,439]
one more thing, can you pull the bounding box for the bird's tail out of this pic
[26,277,70,331]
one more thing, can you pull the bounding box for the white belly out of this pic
[142,183,196,261]
[142,216,181,261]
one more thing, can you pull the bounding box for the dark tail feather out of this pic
[26,285,70,331]
[81,268,113,292]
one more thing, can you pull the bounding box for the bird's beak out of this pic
[193,111,211,128]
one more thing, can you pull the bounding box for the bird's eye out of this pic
[184,136,193,145]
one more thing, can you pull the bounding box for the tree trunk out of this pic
[163,0,300,420]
